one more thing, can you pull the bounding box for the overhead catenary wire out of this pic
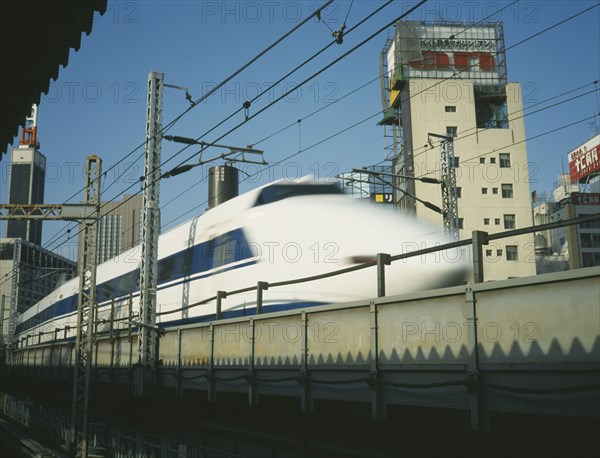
[365,79,600,167]
[84,0,397,207]
[162,84,600,228]
[5,2,595,290]
[413,113,600,180]
[50,0,543,252]
[35,1,336,253]
[21,78,594,288]
[160,0,400,178]
[0,0,418,292]
[162,110,598,231]
[409,87,600,162]
[159,2,598,225]
[23,1,592,256]
[47,0,426,240]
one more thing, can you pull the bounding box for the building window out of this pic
[580,233,600,248]
[506,245,518,261]
[495,218,500,225]
[486,249,493,256]
[490,157,496,164]
[559,237,565,246]
[499,153,511,168]
[492,188,498,195]
[582,252,600,267]
[455,187,462,198]
[579,214,600,229]
[446,126,458,138]
[482,188,488,194]
[504,214,516,229]
[484,218,490,225]
[497,249,503,256]
[453,156,460,167]
[458,218,464,230]
[501,184,514,198]
[480,157,485,164]
[474,85,508,128]
[445,106,456,113]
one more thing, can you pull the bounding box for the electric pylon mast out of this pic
[136,71,164,394]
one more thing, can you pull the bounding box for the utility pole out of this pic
[7,240,21,355]
[136,71,164,395]
[428,133,460,240]
[70,155,101,458]
[0,155,100,458]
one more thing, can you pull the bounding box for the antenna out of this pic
[19,104,39,147]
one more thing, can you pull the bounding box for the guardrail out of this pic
[10,213,600,349]
[7,213,600,433]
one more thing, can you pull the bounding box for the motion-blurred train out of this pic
[15,179,469,346]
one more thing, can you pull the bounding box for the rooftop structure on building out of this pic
[382,20,535,280]
[5,105,46,246]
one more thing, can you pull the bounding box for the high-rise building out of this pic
[5,105,46,246]
[79,194,144,264]
[0,238,76,343]
[384,21,536,280]
[533,134,600,272]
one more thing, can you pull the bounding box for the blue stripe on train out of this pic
[16,228,255,335]
[23,301,328,345]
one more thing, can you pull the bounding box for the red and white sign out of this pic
[394,23,504,85]
[409,51,496,72]
[568,134,600,182]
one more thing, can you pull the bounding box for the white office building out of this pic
[384,21,536,280]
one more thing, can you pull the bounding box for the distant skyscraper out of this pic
[0,238,76,341]
[79,194,144,264]
[6,105,46,246]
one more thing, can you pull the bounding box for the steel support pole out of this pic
[300,310,312,413]
[138,71,164,390]
[7,239,21,362]
[70,155,101,458]
[208,324,216,401]
[472,231,489,284]
[248,318,257,406]
[429,133,460,240]
[109,299,115,383]
[0,295,5,348]
[369,301,384,420]
[376,253,391,298]
[215,291,226,320]
[256,282,268,314]
[465,288,487,430]
[176,328,183,398]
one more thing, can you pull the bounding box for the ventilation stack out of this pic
[208,165,239,209]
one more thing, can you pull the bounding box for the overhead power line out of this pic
[15,0,419,279]
[148,3,600,229]
[37,1,338,254]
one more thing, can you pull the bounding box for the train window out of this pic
[158,249,192,284]
[254,184,342,206]
[213,234,238,268]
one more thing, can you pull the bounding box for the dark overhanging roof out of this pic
[1,0,107,160]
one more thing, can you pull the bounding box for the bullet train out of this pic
[15,178,469,347]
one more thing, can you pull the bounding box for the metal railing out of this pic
[10,213,600,350]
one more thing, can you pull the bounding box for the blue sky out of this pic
[1,0,599,256]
